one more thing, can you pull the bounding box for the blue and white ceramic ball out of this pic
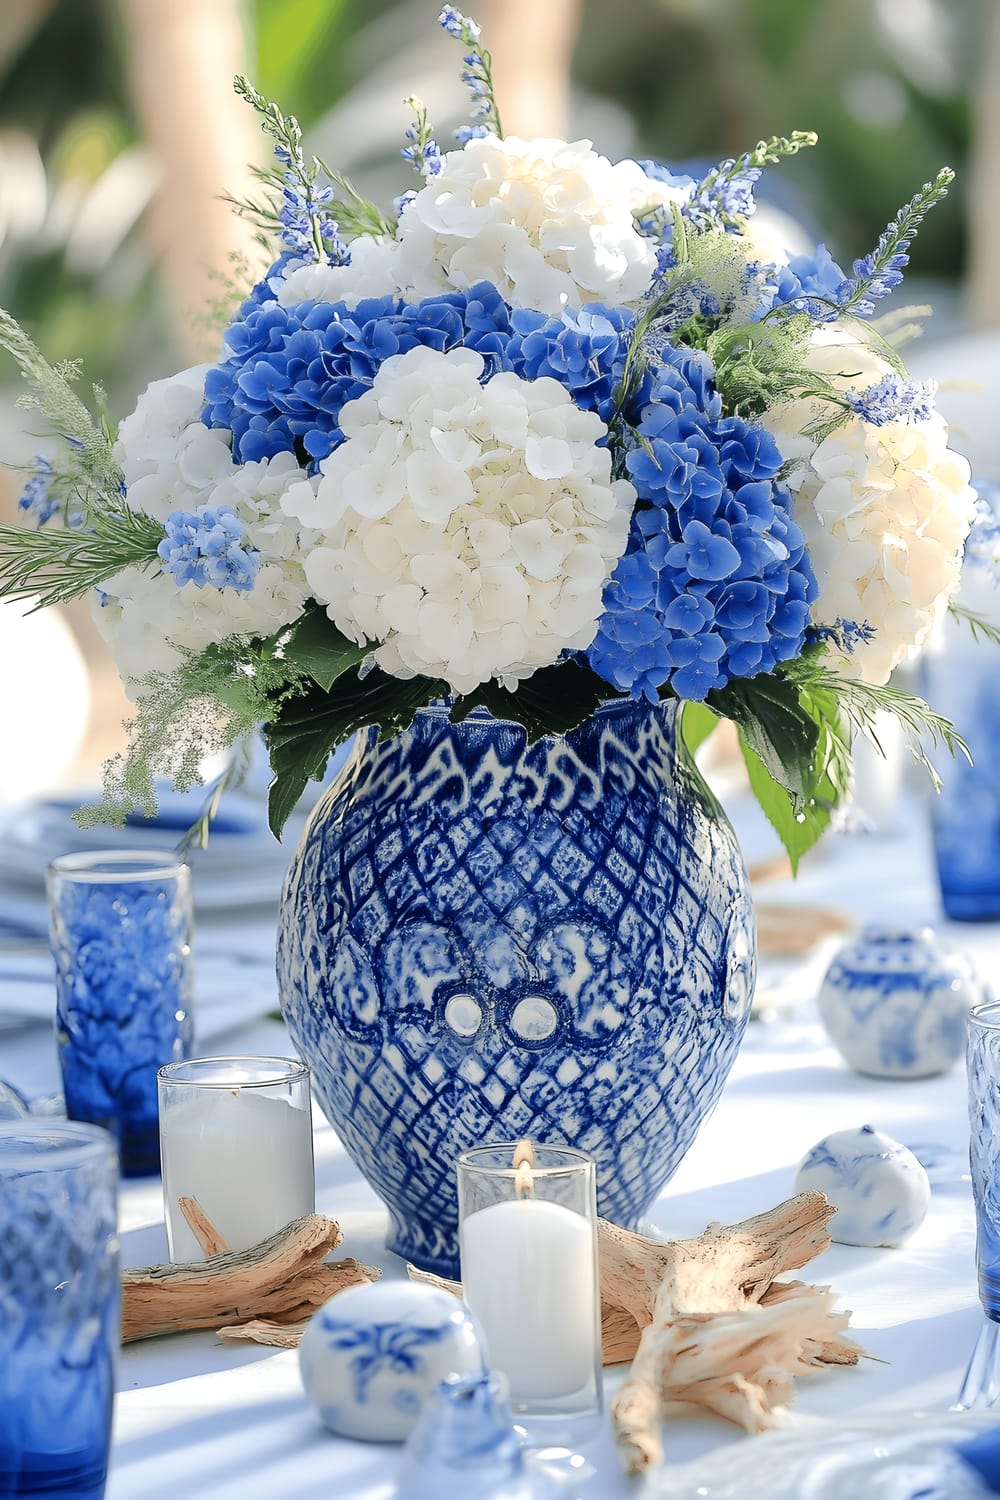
[298,1281,486,1442]
[818,926,980,1080]
[794,1125,931,1247]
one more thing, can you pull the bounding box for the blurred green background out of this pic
[0,0,988,405]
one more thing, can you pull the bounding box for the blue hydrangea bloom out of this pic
[766,242,847,319]
[587,345,817,701]
[506,304,633,421]
[158,505,260,591]
[203,281,512,466]
[846,373,934,426]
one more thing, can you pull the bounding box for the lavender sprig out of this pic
[837,168,955,315]
[231,77,395,256]
[438,7,502,141]
[401,96,443,179]
[686,131,818,232]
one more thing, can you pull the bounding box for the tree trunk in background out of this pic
[482,0,582,140]
[115,0,264,361]
[967,0,1000,327]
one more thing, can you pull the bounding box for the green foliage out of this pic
[0,508,163,609]
[264,667,446,835]
[449,661,615,742]
[949,602,1000,649]
[78,638,300,830]
[279,605,367,691]
[0,307,123,507]
[680,700,720,757]
[707,671,820,802]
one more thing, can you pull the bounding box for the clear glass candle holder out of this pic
[969,1003,1000,1320]
[158,1055,315,1262]
[47,851,194,1177]
[0,1121,119,1500]
[457,1143,602,1444]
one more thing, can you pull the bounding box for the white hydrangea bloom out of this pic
[114,365,234,521]
[97,442,320,687]
[391,135,684,314]
[765,323,976,684]
[280,345,635,694]
[272,237,403,309]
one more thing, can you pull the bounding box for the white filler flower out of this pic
[391,135,687,313]
[281,345,635,694]
[99,368,319,682]
[765,324,976,684]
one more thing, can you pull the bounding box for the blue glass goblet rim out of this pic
[46,849,191,885]
[971,1001,1000,1033]
[0,1118,118,1173]
[158,1054,310,1090]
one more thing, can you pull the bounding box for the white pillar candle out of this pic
[460,1196,597,1400]
[160,1083,314,1261]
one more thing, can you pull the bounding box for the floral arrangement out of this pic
[0,7,985,865]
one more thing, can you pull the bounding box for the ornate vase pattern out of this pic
[278,700,755,1277]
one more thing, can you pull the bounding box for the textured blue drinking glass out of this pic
[958,1002,1000,1410]
[923,485,1000,921]
[47,851,194,1176]
[0,1121,120,1498]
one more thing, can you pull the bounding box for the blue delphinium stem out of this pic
[401,96,444,180]
[438,7,503,140]
[837,168,954,315]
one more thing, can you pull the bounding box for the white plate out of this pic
[650,1410,999,1499]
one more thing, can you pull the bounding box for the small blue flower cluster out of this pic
[837,233,908,315]
[51,873,193,1176]
[18,455,58,527]
[158,505,260,591]
[273,143,345,265]
[806,617,876,655]
[506,305,633,422]
[203,281,513,465]
[846,373,935,427]
[587,346,816,701]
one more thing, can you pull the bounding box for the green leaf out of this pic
[949,601,1000,649]
[739,737,832,875]
[263,668,446,836]
[708,673,820,800]
[680,700,719,758]
[450,662,617,743]
[280,607,366,692]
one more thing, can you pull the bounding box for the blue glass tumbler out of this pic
[47,851,194,1176]
[0,1121,120,1498]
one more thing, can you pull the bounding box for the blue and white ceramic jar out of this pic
[298,1281,485,1442]
[818,926,980,1080]
[278,699,756,1277]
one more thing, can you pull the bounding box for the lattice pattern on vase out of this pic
[279,700,755,1277]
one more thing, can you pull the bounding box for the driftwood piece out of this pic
[406,1192,861,1474]
[122,1213,380,1343]
[608,1193,863,1475]
[179,1196,231,1256]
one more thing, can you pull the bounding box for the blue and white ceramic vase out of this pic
[278,700,755,1277]
[818,926,980,1080]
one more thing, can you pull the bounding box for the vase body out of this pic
[278,699,755,1277]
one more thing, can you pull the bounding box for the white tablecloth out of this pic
[1,808,993,1499]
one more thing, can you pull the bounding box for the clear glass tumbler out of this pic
[47,851,194,1176]
[158,1056,315,1261]
[457,1143,602,1445]
[0,1121,120,1499]
[958,1000,1000,1410]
